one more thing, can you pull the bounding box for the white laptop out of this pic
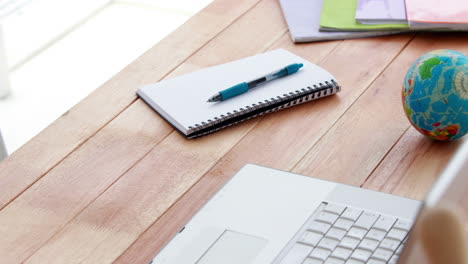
[152,140,467,264]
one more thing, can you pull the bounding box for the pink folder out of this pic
[406,0,468,27]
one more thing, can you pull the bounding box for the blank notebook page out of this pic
[138,49,335,134]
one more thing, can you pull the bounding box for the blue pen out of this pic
[207,63,304,102]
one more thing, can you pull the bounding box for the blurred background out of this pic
[0,0,212,154]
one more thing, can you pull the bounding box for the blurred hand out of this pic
[399,203,467,264]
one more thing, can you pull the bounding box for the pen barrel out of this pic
[220,82,249,100]
[249,66,290,87]
[265,63,303,82]
[215,63,303,102]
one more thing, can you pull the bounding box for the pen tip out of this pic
[207,94,222,103]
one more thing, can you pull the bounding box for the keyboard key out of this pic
[347,227,367,240]
[344,259,364,264]
[341,207,362,221]
[365,228,386,241]
[304,258,324,264]
[357,238,379,252]
[324,203,346,215]
[326,228,347,241]
[325,257,345,264]
[309,221,332,234]
[387,228,408,241]
[372,215,396,232]
[310,247,331,261]
[372,248,394,262]
[350,249,372,262]
[317,237,339,251]
[331,247,352,260]
[339,237,360,250]
[389,255,400,264]
[367,258,386,264]
[354,211,379,230]
[334,218,354,231]
[379,238,401,251]
[393,219,413,231]
[299,231,323,246]
[279,243,313,264]
[316,211,340,224]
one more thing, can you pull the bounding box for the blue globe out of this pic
[402,50,468,141]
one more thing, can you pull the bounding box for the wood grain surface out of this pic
[0,0,466,263]
[0,0,261,211]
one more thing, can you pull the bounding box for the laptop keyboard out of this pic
[277,202,413,264]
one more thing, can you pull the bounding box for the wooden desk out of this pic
[0,0,466,263]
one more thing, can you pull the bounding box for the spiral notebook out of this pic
[137,49,340,138]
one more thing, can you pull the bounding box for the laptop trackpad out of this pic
[196,230,267,264]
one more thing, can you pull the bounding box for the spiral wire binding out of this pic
[187,79,340,138]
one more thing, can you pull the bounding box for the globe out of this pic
[402,50,468,141]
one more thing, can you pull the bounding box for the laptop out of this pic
[152,140,468,264]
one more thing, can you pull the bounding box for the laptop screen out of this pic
[398,139,468,264]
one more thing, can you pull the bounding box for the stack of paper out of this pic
[320,0,408,31]
[279,0,403,43]
[279,0,468,43]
